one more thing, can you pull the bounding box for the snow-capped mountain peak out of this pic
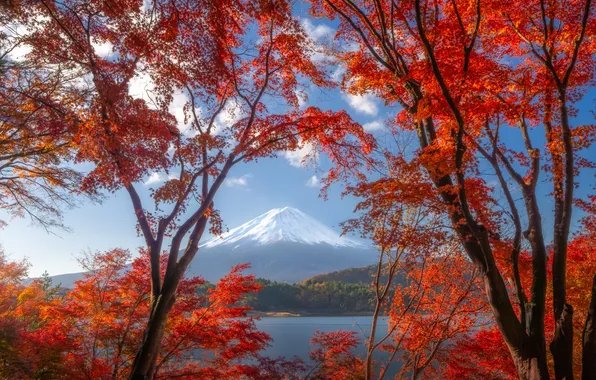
[200,207,365,249]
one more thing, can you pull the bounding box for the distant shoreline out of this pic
[249,310,379,317]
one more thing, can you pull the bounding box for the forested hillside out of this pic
[301,265,378,284]
[194,267,381,314]
[249,278,375,314]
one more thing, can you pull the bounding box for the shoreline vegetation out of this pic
[240,267,385,316]
[48,266,383,316]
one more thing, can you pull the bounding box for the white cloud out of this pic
[218,99,243,126]
[363,120,385,132]
[225,174,252,188]
[141,0,152,11]
[1,22,35,61]
[144,171,179,186]
[169,90,193,136]
[300,19,334,63]
[346,41,361,53]
[6,43,31,62]
[214,98,245,136]
[128,71,155,102]
[331,65,346,81]
[295,89,308,109]
[311,51,329,63]
[305,175,322,188]
[91,40,113,57]
[301,19,334,42]
[283,142,316,168]
[343,94,378,116]
[144,172,166,186]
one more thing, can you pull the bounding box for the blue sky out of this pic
[0,13,394,276]
[1,4,594,277]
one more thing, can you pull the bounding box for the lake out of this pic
[255,316,400,377]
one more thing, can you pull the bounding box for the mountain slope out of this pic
[301,265,406,286]
[45,207,377,286]
[301,265,379,284]
[200,207,365,249]
[36,271,88,289]
[190,207,376,283]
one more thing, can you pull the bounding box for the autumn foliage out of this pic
[306,246,487,379]
[2,0,375,375]
[1,0,595,378]
[303,214,596,379]
[305,0,595,378]
[0,248,304,379]
[309,330,364,379]
[0,250,65,378]
[0,15,86,230]
[443,216,596,379]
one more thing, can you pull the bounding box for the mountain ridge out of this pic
[189,206,375,282]
[43,207,376,286]
[201,207,366,249]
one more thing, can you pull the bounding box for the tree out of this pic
[339,196,487,379]
[249,278,376,313]
[0,10,87,230]
[0,248,303,379]
[443,219,596,379]
[307,330,364,380]
[299,195,488,379]
[0,248,65,379]
[304,242,487,380]
[442,326,519,379]
[11,1,373,376]
[306,0,595,377]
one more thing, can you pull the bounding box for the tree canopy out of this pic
[0,0,594,378]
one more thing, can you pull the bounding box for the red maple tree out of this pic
[443,211,596,378]
[4,0,595,378]
[11,1,373,376]
[1,248,304,379]
[305,0,595,377]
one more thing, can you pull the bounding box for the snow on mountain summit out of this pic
[201,207,365,249]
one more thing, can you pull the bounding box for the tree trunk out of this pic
[480,258,549,380]
[513,350,550,380]
[365,298,381,379]
[128,283,177,380]
[128,217,208,379]
[582,275,596,380]
[551,303,574,380]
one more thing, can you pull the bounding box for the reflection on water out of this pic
[256,316,399,377]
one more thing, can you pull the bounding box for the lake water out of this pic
[255,316,399,376]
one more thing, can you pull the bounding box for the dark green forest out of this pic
[248,278,375,313]
[197,266,381,314]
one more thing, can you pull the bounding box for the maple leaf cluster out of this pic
[0,248,304,379]
[0,0,595,378]
[443,223,596,379]
[303,0,595,378]
[1,1,375,375]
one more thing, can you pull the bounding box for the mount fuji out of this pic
[189,207,376,282]
[201,207,365,249]
[47,207,377,287]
